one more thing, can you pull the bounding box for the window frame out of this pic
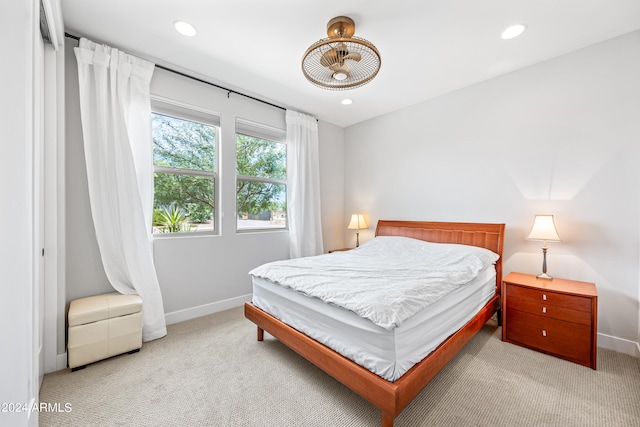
[151,97,220,236]
[235,118,287,233]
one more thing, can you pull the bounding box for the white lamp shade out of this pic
[527,215,561,242]
[348,213,368,230]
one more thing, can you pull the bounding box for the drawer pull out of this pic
[542,330,547,337]
[542,294,547,301]
[542,307,547,314]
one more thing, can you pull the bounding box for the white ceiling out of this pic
[61,0,640,128]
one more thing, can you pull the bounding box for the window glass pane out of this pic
[153,113,216,172]
[236,180,286,230]
[236,134,286,180]
[153,172,214,233]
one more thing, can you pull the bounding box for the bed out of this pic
[244,220,505,427]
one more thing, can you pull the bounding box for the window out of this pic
[151,100,219,234]
[236,119,286,231]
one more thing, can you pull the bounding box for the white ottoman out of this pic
[68,293,142,371]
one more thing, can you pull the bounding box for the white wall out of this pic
[344,31,640,354]
[64,45,345,327]
[0,1,40,425]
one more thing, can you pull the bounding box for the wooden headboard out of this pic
[375,220,505,292]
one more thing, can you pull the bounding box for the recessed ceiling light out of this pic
[174,20,197,37]
[341,99,353,105]
[501,24,527,40]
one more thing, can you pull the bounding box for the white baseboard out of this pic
[44,352,68,374]
[57,352,68,371]
[598,332,640,357]
[164,294,252,325]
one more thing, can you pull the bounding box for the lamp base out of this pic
[537,246,553,280]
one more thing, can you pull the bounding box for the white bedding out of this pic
[249,236,499,330]
[251,268,496,381]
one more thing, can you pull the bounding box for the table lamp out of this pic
[348,213,368,247]
[526,214,561,279]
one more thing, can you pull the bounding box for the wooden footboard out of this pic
[245,302,399,418]
[245,294,499,427]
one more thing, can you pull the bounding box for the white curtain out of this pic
[286,110,324,258]
[74,38,166,341]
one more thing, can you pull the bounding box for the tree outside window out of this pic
[152,112,217,233]
[236,133,286,230]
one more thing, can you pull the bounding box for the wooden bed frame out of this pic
[244,220,505,427]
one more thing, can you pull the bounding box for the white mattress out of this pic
[251,266,496,382]
[250,236,500,330]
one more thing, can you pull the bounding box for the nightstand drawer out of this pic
[502,272,597,369]
[507,297,591,325]
[506,284,592,312]
[505,308,592,366]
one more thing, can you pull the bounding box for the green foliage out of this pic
[153,204,196,233]
[236,134,286,217]
[153,113,215,172]
[185,202,211,224]
[152,208,165,227]
[152,113,215,227]
[153,172,214,222]
[236,181,285,217]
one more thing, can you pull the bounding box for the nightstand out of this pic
[328,248,353,253]
[502,272,598,369]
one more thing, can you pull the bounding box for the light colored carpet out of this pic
[40,307,640,426]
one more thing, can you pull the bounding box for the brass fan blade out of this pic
[320,48,339,67]
[329,63,350,73]
[343,52,361,62]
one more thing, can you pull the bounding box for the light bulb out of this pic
[333,71,348,81]
[174,21,197,37]
[501,24,526,40]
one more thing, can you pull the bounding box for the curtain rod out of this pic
[64,32,286,112]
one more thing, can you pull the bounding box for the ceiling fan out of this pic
[302,16,381,90]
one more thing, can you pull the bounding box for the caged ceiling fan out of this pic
[302,16,381,90]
